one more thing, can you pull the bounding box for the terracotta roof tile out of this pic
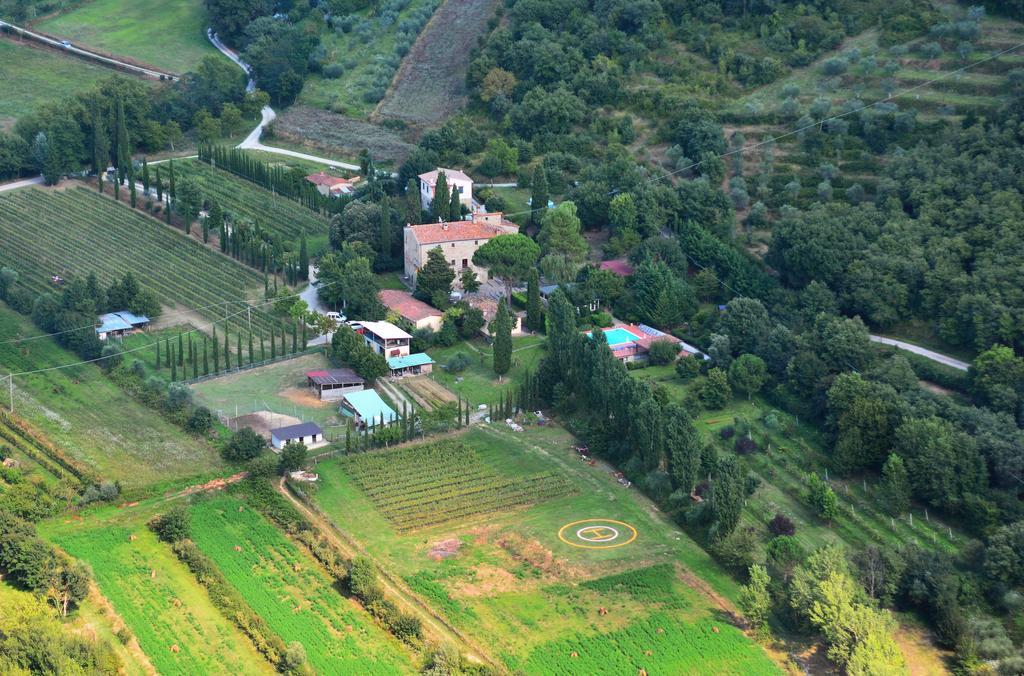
[408,220,511,245]
[378,290,442,322]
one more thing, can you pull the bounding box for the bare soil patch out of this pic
[229,411,301,439]
[427,538,462,560]
[452,564,519,598]
[374,0,501,127]
[280,386,329,409]
[496,531,583,580]
[918,379,954,397]
[272,106,415,165]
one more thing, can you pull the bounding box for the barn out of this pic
[269,422,325,450]
[306,368,365,401]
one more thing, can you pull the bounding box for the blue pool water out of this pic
[593,327,641,346]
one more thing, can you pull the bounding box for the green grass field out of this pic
[43,503,274,675]
[34,0,216,73]
[0,186,277,337]
[172,160,331,255]
[427,335,545,409]
[188,494,413,674]
[0,304,223,488]
[309,425,773,669]
[0,38,122,129]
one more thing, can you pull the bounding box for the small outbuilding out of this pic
[377,289,444,332]
[387,352,434,377]
[340,389,398,428]
[96,311,150,341]
[270,422,325,450]
[306,368,365,401]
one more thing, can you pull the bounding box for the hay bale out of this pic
[170,644,180,653]
[234,545,242,552]
[128,534,137,542]
[150,569,156,579]
[712,626,719,634]
[570,651,578,658]
[656,627,664,634]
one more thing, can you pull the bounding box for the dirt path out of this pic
[275,477,500,670]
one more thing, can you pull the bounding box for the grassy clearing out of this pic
[172,160,331,255]
[188,494,413,674]
[0,38,122,129]
[34,0,216,73]
[309,424,769,667]
[0,186,276,337]
[190,352,351,429]
[43,504,273,675]
[270,106,415,166]
[427,335,545,409]
[375,0,500,126]
[297,0,440,119]
[0,304,222,488]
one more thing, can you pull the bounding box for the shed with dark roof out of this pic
[270,422,325,450]
[306,368,365,401]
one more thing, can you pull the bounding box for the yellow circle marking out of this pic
[558,519,638,549]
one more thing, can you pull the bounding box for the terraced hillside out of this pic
[0,187,278,336]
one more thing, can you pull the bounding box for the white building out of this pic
[269,422,325,450]
[418,167,473,212]
[352,320,412,359]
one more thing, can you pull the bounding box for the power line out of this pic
[494,41,1024,222]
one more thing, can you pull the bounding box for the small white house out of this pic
[269,422,325,450]
[418,167,473,212]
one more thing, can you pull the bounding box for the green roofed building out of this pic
[387,352,434,377]
[340,389,398,428]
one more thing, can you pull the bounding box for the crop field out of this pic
[46,513,273,675]
[172,160,330,254]
[0,305,222,487]
[516,611,777,675]
[33,0,216,73]
[0,38,120,130]
[340,439,573,532]
[0,187,277,337]
[297,0,440,118]
[188,495,412,674]
[309,425,776,666]
[375,0,500,126]
[271,106,415,166]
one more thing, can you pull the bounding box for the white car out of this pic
[325,311,346,323]
[60,40,72,48]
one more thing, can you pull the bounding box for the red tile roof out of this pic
[418,167,473,185]
[378,290,442,322]
[599,258,634,277]
[305,171,352,187]
[408,220,511,245]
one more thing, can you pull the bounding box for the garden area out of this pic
[427,335,545,410]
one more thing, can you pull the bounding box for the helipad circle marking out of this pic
[558,519,638,549]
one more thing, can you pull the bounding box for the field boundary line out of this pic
[277,477,502,671]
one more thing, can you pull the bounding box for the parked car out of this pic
[325,311,346,323]
[59,39,71,48]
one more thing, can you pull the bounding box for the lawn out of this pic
[0,304,224,488]
[43,503,274,675]
[191,351,352,433]
[308,424,773,669]
[188,494,413,673]
[0,38,125,130]
[428,335,546,409]
[34,0,217,73]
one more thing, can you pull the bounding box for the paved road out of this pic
[0,176,44,193]
[0,20,178,80]
[869,335,970,371]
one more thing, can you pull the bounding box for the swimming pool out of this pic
[593,327,641,346]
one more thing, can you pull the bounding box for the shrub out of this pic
[676,357,702,380]
[323,63,344,79]
[222,427,265,462]
[591,311,614,327]
[648,340,680,365]
[768,513,796,537]
[734,436,758,454]
[150,505,191,543]
[446,352,472,373]
[719,426,736,440]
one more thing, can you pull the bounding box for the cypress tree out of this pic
[526,268,542,332]
[192,349,198,379]
[404,178,420,224]
[449,190,461,222]
[168,159,176,200]
[530,165,549,228]
[165,197,172,224]
[301,322,307,350]
[224,329,231,370]
[379,195,392,260]
[155,340,161,370]
[248,331,254,364]
[203,337,209,375]
[142,157,150,193]
[280,325,286,356]
[98,172,104,194]
[492,298,513,376]
[433,172,450,221]
[164,338,171,367]
[177,333,183,367]
[113,179,120,201]
[212,327,220,372]
[114,97,130,172]
[236,332,242,367]
[299,234,309,281]
[91,100,109,177]
[155,167,163,201]
[260,330,266,361]
[291,322,297,353]
[187,334,193,364]
[171,346,177,382]
[129,167,136,207]
[271,327,277,358]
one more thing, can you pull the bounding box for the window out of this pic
[462,259,468,268]
[457,186,463,194]
[451,260,456,266]
[474,240,478,245]
[451,243,455,247]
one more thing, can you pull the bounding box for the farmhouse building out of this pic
[352,321,412,358]
[418,167,473,212]
[468,297,525,338]
[403,212,519,287]
[270,422,325,450]
[305,171,360,197]
[306,368,365,401]
[95,311,150,341]
[377,289,443,332]
[387,352,434,377]
[340,389,398,428]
